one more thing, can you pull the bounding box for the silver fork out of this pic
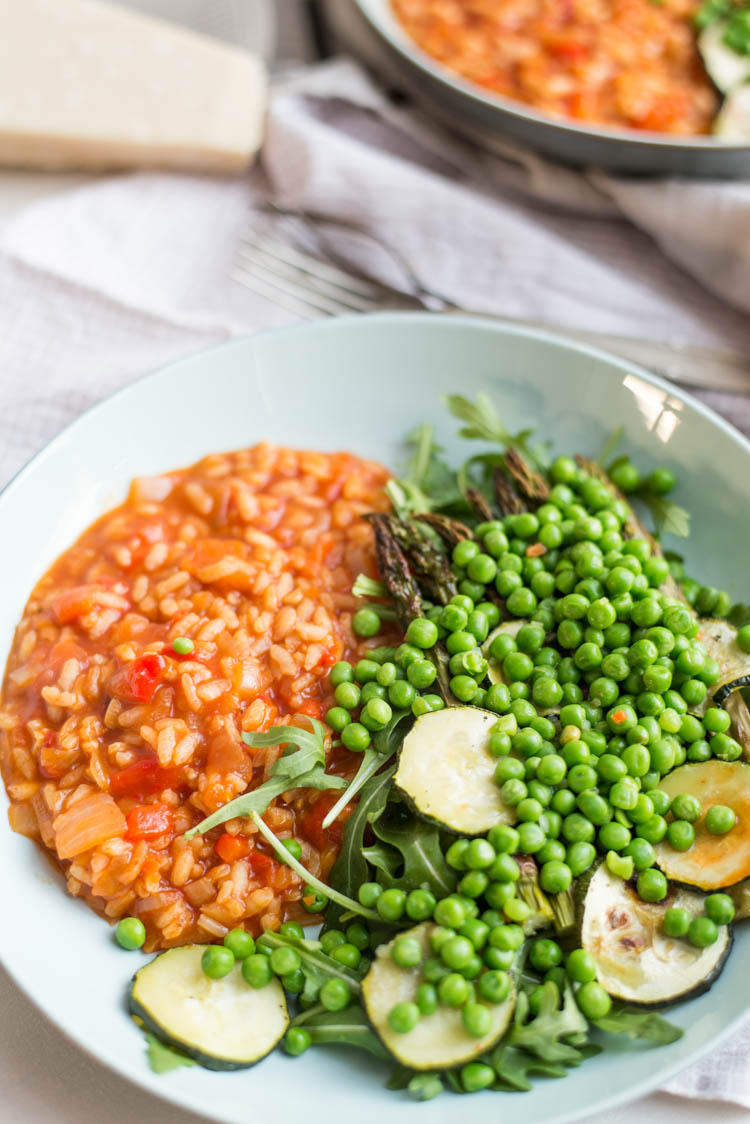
[231,207,750,393]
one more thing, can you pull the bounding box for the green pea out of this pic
[115,917,146,951]
[391,936,423,969]
[344,922,370,951]
[341,722,371,752]
[202,945,235,979]
[332,943,362,969]
[405,660,437,691]
[360,681,387,703]
[620,840,656,872]
[388,1001,420,1034]
[576,981,612,1019]
[242,953,272,989]
[329,660,354,686]
[223,928,255,960]
[270,946,302,977]
[453,540,480,567]
[353,608,381,638]
[433,897,468,929]
[461,1062,495,1093]
[576,791,612,826]
[705,893,735,926]
[487,824,520,854]
[663,907,691,938]
[438,973,471,1008]
[406,888,437,921]
[465,838,497,869]
[562,813,595,845]
[670,793,701,823]
[460,871,489,899]
[599,821,631,851]
[358,881,383,908]
[539,860,573,894]
[649,789,672,816]
[377,888,407,922]
[688,916,718,948]
[566,948,597,983]
[320,979,351,1011]
[477,969,511,1005]
[705,804,736,835]
[516,821,546,854]
[637,868,668,902]
[406,617,439,650]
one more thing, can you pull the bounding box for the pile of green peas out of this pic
[663,892,735,948]
[338,453,741,907]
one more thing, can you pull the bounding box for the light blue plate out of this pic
[1,313,748,1124]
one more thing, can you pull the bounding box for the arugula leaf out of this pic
[325,762,397,927]
[143,1032,196,1075]
[444,394,549,469]
[639,492,691,539]
[321,710,411,830]
[370,810,456,898]
[387,1066,444,1100]
[259,930,363,1007]
[486,980,597,1092]
[250,811,378,920]
[593,1007,683,1046]
[598,426,624,467]
[362,840,403,878]
[388,425,462,516]
[292,1004,388,1059]
[184,720,346,839]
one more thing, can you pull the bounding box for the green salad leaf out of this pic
[639,492,691,539]
[292,1004,388,1059]
[593,1007,683,1046]
[322,710,412,831]
[184,719,346,839]
[259,930,364,1007]
[144,1032,196,1075]
[445,393,549,469]
[487,981,597,1092]
[325,762,397,927]
[370,810,456,898]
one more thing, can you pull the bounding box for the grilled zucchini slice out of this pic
[393,706,516,834]
[362,923,514,1069]
[714,85,750,142]
[654,761,750,890]
[580,863,731,1007]
[698,619,750,706]
[699,20,750,94]
[129,945,289,1070]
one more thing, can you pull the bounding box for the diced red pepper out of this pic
[109,653,166,703]
[299,791,349,851]
[215,833,252,863]
[296,699,324,720]
[246,847,277,879]
[125,803,173,840]
[109,756,182,799]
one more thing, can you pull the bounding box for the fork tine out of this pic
[229,263,324,319]
[232,255,373,317]
[234,249,378,315]
[240,231,381,299]
[238,241,380,311]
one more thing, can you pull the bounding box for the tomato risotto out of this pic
[0,444,393,951]
[391,0,719,134]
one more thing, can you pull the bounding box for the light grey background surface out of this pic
[0,4,746,1124]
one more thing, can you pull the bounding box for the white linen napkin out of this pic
[1,57,750,1107]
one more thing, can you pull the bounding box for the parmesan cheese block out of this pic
[0,0,267,173]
